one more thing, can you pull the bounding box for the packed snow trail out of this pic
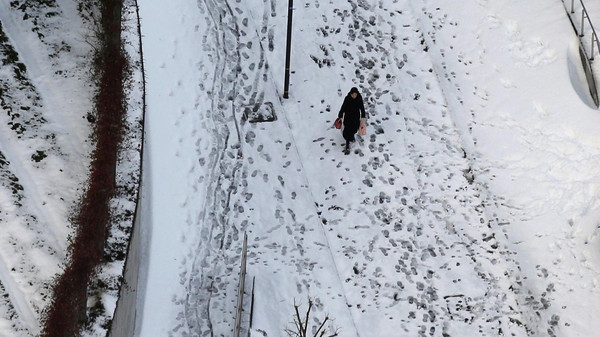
[139,0,358,336]
[173,1,361,335]
[141,0,526,335]
[282,1,535,336]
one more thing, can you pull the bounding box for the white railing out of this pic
[563,0,600,107]
[564,0,600,61]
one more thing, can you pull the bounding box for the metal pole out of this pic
[283,0,293,99]
[581,9,586,37]
[571,0,575,13]
[592,33,597,60]
[247,277,255,337]
[233,233,248,337]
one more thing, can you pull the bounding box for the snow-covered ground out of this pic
[1,0,600,336]
[0,1,143,336]
[0,1,95,335]
[135,0,600,336]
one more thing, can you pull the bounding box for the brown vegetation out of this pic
[41,0,125,335]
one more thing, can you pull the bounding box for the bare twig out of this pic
[285,297,340,337]
[303,298,312,336]
[313,316,328,337]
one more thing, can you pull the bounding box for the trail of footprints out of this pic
[174,0,282,335]
[305,1,535,336]
[176,0,559,336]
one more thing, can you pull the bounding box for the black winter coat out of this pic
[338,93,366,141]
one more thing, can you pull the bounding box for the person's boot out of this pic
[344,141,350,155]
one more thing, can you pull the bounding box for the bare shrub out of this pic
[285,298,340,337]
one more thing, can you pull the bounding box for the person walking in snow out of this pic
[336,87,366,155]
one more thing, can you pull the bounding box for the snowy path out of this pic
[284,1,531,335]
[167,0,359,335]
[140,0,359,335]
[137,0,600,336]
[412,2,600,336]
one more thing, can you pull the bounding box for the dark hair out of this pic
[350,87,359,94]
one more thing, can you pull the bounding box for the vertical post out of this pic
[233,233,248,337]
[592,33,597,60]
[247,277,255,337]
[283,0,294,99]
[571,0,575,13]
[581,10,586,37]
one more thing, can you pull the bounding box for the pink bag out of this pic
[359,119,366,136]
[334,118,342,129]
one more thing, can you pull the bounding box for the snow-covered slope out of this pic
[0,1,95,335]
[134,0,600,336]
